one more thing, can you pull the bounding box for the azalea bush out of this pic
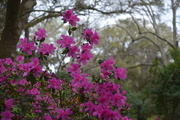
[0,9,131,120]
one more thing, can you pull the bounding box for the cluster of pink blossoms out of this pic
[62,9,80,26]
[0,9,132,120]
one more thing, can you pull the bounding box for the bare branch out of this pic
[133,36,162,52]
[130,15,142,34]
[24,13,61,29]
[20,10,62,17]
[130,16,175,49]
[127,63,154,70]
[116,24,134,40]
[141,31,175,49]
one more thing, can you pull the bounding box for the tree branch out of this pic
[24,13,61,29]
[141,31,175,49]
[127,63,154,70]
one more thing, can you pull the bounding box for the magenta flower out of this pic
[30,57,39,67]
[19,79,27,85]
[83,28,100,45]
[114,67,127,80]
[16,55,24,63]
[57,35,75,48]
[82,43,93,51]
[56,108,73,120]
[83,28,93,39]
[31,65,43,77]
[101,69,111,79]
[71,71,83,84]
[35,28,46,40]
[21,63,32,76]
[43,115,52,120]
[4,58,14,65]
[85,101,95,115]
[67,46,80,58]
[38,44,56,55]
[77,51,94,65]
[62,9,80,26]
[68,15,80,26]
[122,116,133,120]
[62,9,73,21]
[48,77,63,90]
[111,93,127,107]
[66,63,80,73]
[1,110,14,120]
[100,56,115,71]
[92,104,104,119]
[5,99,14,109]
[28,88,40,96]
[90,32,100,45]
[17,38,37,55]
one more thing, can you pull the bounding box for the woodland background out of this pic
[0,0,180,120]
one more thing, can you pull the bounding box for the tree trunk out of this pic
[0,0,21,58]
[0,0,36,59]
[171,0,179,48]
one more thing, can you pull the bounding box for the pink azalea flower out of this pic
[35,82,41,87]
[62,9,73,20]
[62,9,80,26]
[28,88,40,96]
[92,104,104,119]
[19,79,27,85]
[31,65,43,77]
[77,51,94,65]
[0,76,6,83]
[57,35,75,48]
[38,44,56,55]
[68,15,80,26]
[114,67,127,80]
[122,116,133,120]
[17,38,37,55]
[35,28,46,40]
[111,93,127,107]
[56,108,73,120]
[43,115,52,120]
[66,63,80,73]
[84,101,95,115]
[21,63,32,76]
[30,57,39,67]
[83,28,100,45]
[5,98,14,109]
[90,31,100,45]
[101,69,111,79]
[1,110,14,120]
[16,55,24,63]
[4,58,14,65]
[48,77,63,90]
[9,80,18,85]
[67,46,80,58]
[83,28,93,39]
[82,43,93,51]
[71,71,83,85]
[100,56,115,71]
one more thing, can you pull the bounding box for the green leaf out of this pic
[62,47,69,54]
[98,59,103,64]
[71,27,77,31]
[12,106,22,113]
[68,28,72,35]
[40,38,45,42]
